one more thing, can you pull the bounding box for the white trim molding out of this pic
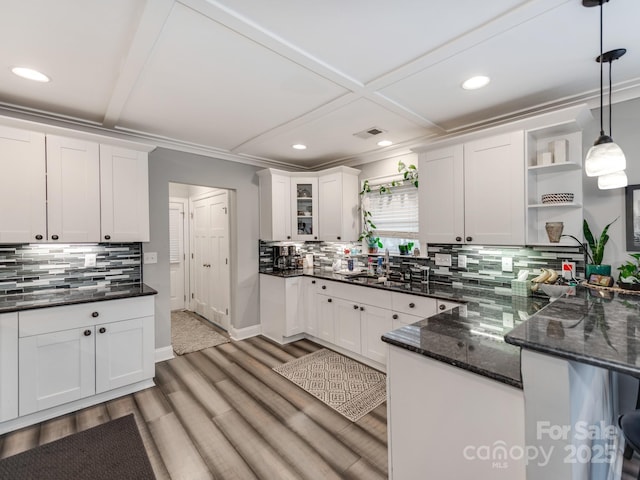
[229,324,261,341]
[155,346,174,363]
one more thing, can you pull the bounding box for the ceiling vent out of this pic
[353,126,386,140]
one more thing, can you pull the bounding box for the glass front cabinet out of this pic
[291,177,318,240]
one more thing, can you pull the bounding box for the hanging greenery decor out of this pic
[358,161,419,251]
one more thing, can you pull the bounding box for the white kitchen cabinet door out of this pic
[0,126,46,243]
[334,298,362,354]
[46,135,101,243]
[361,304,392,364]
[0,313,18,422]
[464,131,525,245]
[258,169,292,241]
[95,316,154,393]
[318,168,359,242]
[304,278,318,336]
[284,277,304,337]
[19,327,95,416]
[291,177,319,241]
[100,145,150,242]
[316,295,336,343]
[419,144,464,245]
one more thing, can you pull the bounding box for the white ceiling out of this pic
[1,0,639,169]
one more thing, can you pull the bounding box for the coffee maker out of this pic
[274,245,297,270]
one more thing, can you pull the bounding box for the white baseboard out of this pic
[155,345,174,363]
[230,324,261,341]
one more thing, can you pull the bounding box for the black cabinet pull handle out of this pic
[99,327,106,334]
[35,234,43,240]
[311,280,316,284]
[353,305,359,310]
[455,236,462,242]
[104,234,111,240]
[409,302,415,308]
[392,314,398,319]
[439,304,446,310]
[51,235,59,240]
[466,236,472,242]
[360,306,364,311]
[91,312,99,318]
[328,298,332,303]
[322,285,326,290]
[84,329,91,336]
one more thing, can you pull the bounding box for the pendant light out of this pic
[583,0,627,185]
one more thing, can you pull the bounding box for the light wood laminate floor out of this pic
[0,336,388,480]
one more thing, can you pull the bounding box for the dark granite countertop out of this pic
[261,269,549,388]
[505,287,640,378]
[0,283,157,314]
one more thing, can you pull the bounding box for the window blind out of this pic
[363,183,419,239]
[169,207,181,263]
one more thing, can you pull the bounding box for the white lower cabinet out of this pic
[16,296,154,418]
[260,274,304,344]
[316,294,336,343]
[304,278,318,336]
[361,305,393,364]
[334,298,362,354]
[0,313,18,422]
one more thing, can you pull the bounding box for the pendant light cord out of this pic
[609,58,613,137]
[599,0,605,137]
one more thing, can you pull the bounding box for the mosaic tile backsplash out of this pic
[0,243,142,295]
[259,241,585,293]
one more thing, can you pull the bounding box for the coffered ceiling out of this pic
[1,0,639,169]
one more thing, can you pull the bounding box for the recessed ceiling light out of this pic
[377,140,393,147]
[11,67,50,83]
[462,75,490,90]
[292,144,307,150]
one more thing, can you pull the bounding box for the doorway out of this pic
[169,183,231,332]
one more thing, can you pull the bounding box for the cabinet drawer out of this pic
[315,279,391,309]
[391,292,437,317]
[19,296,154,337]
[391,311,425,330]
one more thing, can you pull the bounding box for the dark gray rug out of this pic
[0,414,155,480]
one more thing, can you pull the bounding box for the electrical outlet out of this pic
[435,253,452,267]
[501,257,513,272]
[562,261,576,280]
[458,254,467,269]
[84,253,97,268]
[143,252,158,264]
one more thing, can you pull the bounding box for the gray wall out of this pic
[144,147,261,349]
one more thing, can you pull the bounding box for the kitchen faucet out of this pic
[384,248,390,276]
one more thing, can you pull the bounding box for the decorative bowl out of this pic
[541,193,574,204]
[539,283,574,300]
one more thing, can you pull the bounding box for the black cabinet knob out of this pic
[35,234,43,240]
[287,236,291,239]
[455,236,462,242]
[314,236,317,240]
[104,234,111,240]
[466,236,472,242]
[311,280,316,284]
[337,236,341,240]
[328,298,332,303]
[353,305,359,310]
[360,306,364,311]
[392,314,398,319]
[91,312,99,318]
[322,285,326,290]
[439,304,446,310]
[99,327,106,334]
[468,345,475,352]
[457,341,464,348]
[409,302,415,308]
[84,329,92,336]
[51,235,59,240]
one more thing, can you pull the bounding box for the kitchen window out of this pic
[362,179,420,253]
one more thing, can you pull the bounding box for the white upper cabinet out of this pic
[419,131,525,246]
[291,177,318,241]
[419,144,464,244]
[100,145,150,242]
[258,166,360,242]
[0,122,152,244]
[318,167,359,242]
[46,135,101,243]
[258,169,292,241]
[0,126,46,243]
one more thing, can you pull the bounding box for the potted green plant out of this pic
[398,241,415,256]
[358,209,383,253]
[563,218,617,278]
[617,253,640,291]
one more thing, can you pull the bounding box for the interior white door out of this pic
[169,200,186,311]
[191,191,230,330]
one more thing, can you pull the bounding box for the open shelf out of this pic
[528,202,582,209]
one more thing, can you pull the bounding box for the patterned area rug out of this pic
[273,348,386,422]
[171,310,229,355]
